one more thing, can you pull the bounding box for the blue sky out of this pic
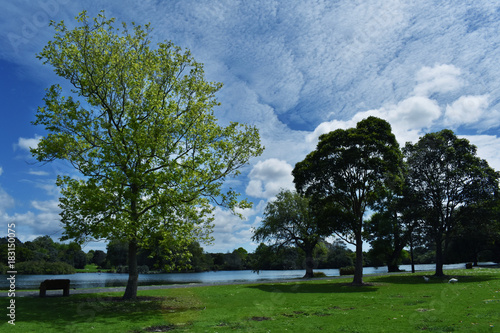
[1,0,500,253]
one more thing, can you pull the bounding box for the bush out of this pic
[313,272,327,278]
[138,265,149,274]
[339,266,356,275]
[116,265,128,273]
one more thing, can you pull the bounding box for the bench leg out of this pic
[63,287,69,296]
[40,288,46,297]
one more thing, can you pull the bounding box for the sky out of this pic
[1,0,500,254]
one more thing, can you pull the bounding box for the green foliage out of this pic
[33,10,263,298]
[293,116,403,284]
[404,129,499,276]
[252,190,326,277]
[16,261,75,275]
[91,250,107,268]
[339,266,356,275]
[252,241,354,272]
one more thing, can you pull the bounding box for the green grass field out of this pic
[75,264,112,273]
[3,268,499,332]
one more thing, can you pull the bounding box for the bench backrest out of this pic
[40,279,70,289]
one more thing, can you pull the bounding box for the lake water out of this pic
[1,263,470,290]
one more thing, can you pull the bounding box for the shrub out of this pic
[339,266,356,275]
[313,272,327,278]
[138,265,149,274]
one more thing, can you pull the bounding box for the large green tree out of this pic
[252,190,323,278]
[32,11,263,299]
[293,117,402,285]
[404,130,498,276]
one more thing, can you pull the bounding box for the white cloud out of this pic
[245,158,294,199]
[205,202,266,253]
[307,94,442,145]
[413,64,463,97]
[0,186,15,213]
[444,95,489,127]
[462,134,500,172]
[5,199,62,240]
[14,134,42,151]
[28,169,50,176]
[0,166,3,176]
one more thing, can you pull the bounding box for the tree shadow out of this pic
[370,272,498,285]
[15,293,200,331]
[246,281,379,294]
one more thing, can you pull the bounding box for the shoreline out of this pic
[0,270,437,298]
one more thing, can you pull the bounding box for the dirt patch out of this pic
[250,316,271,321]
[143,324,175,332]
[93,296,163,302]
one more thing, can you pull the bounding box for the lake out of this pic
[1,263,470,290]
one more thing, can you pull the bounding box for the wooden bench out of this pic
[39,279,70,297]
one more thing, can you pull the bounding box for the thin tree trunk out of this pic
[352,231,364,286]
[410,234,415,274]
[123,240,138,300]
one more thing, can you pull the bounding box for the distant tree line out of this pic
[4,231,495,276]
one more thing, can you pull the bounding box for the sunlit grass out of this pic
[3,268,499,332]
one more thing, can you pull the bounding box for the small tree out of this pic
[33,11,263,299]
[252,190,323,278]
[293,117,402,285]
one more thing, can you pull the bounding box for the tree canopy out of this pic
[293,116,403,285]
[252,190,325,278]
[32,11,263,299]
[404,129,499,276]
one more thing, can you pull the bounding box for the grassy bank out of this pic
[4,268,499,332]
[75,264,112,273]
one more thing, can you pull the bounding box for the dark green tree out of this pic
[25,236,59,262]
[91,250,107,268]
[448,197,500,265]
[106,239,128,267]
[293,117,402,285]
[404,129,499,276]
[252,190,325,278]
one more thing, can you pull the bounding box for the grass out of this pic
[3,268,499,332]
[75,264,112,273]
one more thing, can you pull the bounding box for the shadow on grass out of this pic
[370,273,498,285]
[246,281,378,294]
[15,293,199,331]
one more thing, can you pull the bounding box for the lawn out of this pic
[3,268,499,332]
[74,264,112,273]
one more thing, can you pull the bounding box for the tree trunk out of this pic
[387,246,404,272]
[434,236,444,277]
[303,248,314,278]
[123,240,138,300]
[352,231,364,286]
[410,235,415,274]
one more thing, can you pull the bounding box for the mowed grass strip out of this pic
[4,268,499,332]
